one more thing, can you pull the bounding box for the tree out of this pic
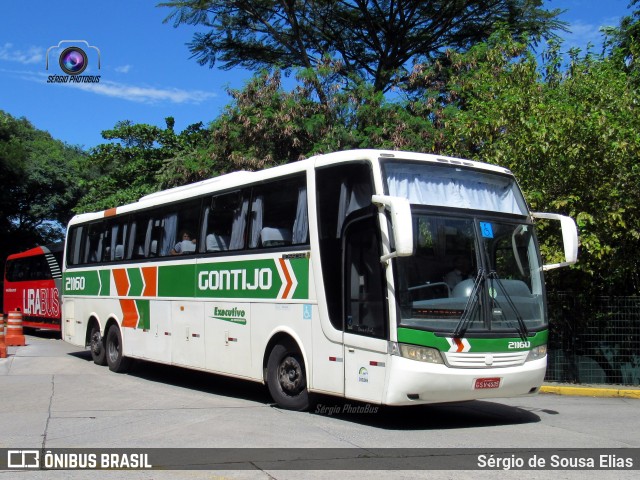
[158,65,458,179]
[604,0,640,82]
[159,0,566,99]
[0,110,87,272]
[408,33,640,296]
[75,117,208,212]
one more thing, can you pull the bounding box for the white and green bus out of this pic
[62,149,577,410]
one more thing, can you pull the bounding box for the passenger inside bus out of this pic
[444,256,473,290]
[171,231,197,255]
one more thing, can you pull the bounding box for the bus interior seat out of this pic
[114,244,124,260]
[499,279,532,297]
[452,278,532,297]
[261,227,292,247]
[206,233,230,252]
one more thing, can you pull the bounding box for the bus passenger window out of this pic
[248,175,307,249]
[127,217,150,259]
[84,223,104,264]
[201,191,244,252]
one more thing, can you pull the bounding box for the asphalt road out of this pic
[1,332,639,479]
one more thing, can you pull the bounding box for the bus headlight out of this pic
[390,342,444,364]
[526,344,547,362]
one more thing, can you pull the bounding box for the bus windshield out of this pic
[383,161,545,335]
[395,214,546,334]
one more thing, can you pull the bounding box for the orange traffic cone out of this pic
[0,314,6,358]
[5,310,26,347]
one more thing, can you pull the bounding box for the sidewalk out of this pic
[541,383,640,399]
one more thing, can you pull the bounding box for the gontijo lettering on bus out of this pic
[195,258,307,299]
[194,257,308,299]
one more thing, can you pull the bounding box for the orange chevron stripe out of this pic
[113,268,130,296]
[141,266,157,297]
[120,299,139,328]
[453,337,464,353]
[278,258,293,299]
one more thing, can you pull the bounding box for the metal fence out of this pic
[546,292,640,386]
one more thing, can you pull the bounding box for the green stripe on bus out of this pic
[98,269,110,296]
[157,264,196,297]
[136,299,150,330]
[289,257,309,300]
[397,327,548,352]
[67,256,310,300]
[127,268,144,296]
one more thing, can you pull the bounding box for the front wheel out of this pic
[266,342,309,411]
[105,326,131,373]
[89,324,107,366]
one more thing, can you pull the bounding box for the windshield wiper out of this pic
[453,268,484,338]
[487,271,529,341]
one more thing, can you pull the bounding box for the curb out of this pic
[540,384,640,399]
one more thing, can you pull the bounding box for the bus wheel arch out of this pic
[86,317,107,366]
[264,333,310,411]
[104,320,131,373]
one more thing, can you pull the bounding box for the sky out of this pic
[0,0,634,150]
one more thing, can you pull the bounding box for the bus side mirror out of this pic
[531,212,579,271]
[372,195,414,262]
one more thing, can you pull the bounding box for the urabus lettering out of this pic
[22,288,60,316]
[198,268,272,291]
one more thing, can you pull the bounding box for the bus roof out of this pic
[68,149,513,226]
[6,242,63,260]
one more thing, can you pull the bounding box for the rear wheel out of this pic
[89,324,107,366]
[105,326,131,373]
[266,342,309,411]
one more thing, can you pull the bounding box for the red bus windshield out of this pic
[3,243,63,331]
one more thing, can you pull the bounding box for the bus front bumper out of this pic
[383,355,547,406]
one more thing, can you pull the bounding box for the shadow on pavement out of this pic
[66,350,541,430]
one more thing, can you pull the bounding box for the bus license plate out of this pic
[474,377,501,389]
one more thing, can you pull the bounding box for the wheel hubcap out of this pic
[91,332,102,355]
[278,356,303,395]
[108,337,119,362]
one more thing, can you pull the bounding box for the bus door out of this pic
[342,213,388,403]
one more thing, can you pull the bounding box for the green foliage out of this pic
[0,110,86,260]
[76,117,208,212]
[414,32,640,294]
[604,0,640,81]
[169,65,455,176]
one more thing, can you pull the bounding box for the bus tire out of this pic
[266,342,309,411]
[89,324,107,366]
[105,326,131,373]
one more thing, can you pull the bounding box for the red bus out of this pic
[3,243,63,331]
